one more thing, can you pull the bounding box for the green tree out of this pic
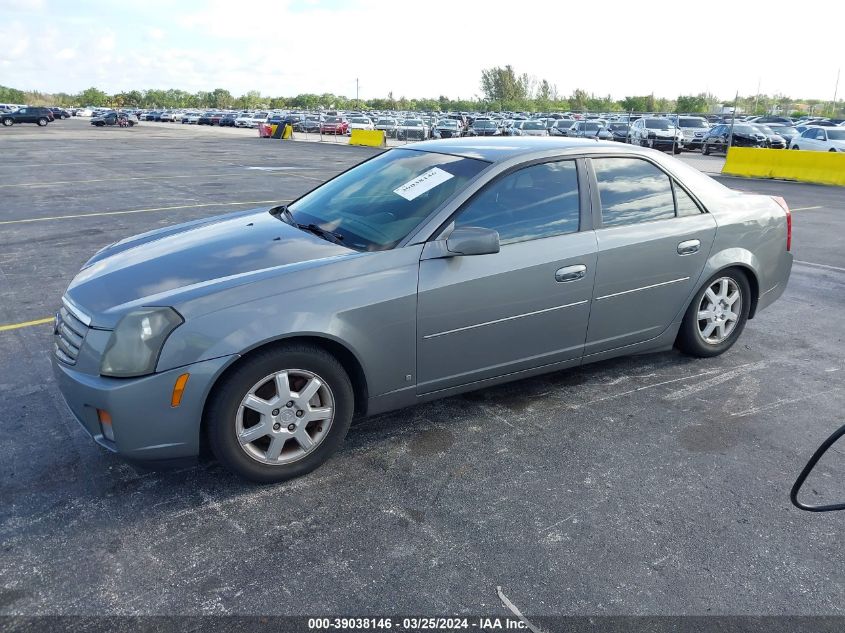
[619,95,650,112]
[480,65,528,107]
[0,85,26,103]
[676,94,708,113]
[78,87,108,106]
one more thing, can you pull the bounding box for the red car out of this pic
[320,116,348,135]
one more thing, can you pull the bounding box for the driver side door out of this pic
[416,159,597,394]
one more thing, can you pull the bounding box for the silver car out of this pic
[53,138,793,482]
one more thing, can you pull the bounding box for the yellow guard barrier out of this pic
[722,147,845,186]
[349,129,386,148]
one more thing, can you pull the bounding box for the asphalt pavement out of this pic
[1,118,843,619]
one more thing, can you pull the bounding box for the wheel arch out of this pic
[198,334,370,457]
[686,262,760,321]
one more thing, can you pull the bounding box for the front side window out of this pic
[593,157,675,227]
[454,161,580,245]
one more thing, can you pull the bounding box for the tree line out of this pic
[1,73,839,118]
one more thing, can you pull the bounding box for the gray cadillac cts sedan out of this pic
[53,138,793,482]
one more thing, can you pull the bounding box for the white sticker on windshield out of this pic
[393,167,454,201]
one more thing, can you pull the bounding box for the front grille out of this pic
[54,302,90,365]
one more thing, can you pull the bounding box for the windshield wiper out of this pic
[269,205,345,245]
[269,204,295,224]
[298,223,345,245]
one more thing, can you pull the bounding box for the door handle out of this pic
[555,264,587,282]
[677,239,701,255]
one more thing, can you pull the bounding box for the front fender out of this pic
[156,245,423,399]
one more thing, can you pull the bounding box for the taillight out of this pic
[771,196,791,252]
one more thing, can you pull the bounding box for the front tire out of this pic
[206,343,354,483]
[1,118,13,127]
[37,118,48,126]
[676,270,751,358]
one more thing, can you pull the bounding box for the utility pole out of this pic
[728,91,738,152]
[833,68,840,117]
[753,77,761,115]
[356,78,359,110]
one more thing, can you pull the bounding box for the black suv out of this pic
[1,107,54,127]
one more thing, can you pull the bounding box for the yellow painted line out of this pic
[0,317,54,332]
[0,199,288,226]
[0,173,234,189]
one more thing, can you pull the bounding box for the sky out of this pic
[1,0,843,103]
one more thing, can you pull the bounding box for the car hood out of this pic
[66,208,354,327]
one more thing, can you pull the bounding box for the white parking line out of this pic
[791,206,823,211]
[0,199,288,226]
[795,260,845,273]
[0,174,234,189]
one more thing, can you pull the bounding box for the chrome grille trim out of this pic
[61,296,92,327]
[55,297,91,366]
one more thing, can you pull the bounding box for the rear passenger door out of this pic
[584,156,717,356]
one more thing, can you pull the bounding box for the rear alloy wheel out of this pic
[676,271,751,358]
[1,118,12,127]
[37,118,48,126]
[207,343,354,483]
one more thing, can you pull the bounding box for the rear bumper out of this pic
[52,354,235,463]
[756,253,793,315]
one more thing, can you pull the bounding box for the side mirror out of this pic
[791,423,845,512]
[445,226,500,256]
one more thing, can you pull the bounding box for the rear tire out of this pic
[676,269,751,358]
[206,343,354,483]
[1,118,12,127]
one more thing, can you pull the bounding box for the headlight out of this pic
[100,307,183,377]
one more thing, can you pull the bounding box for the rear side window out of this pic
[593,157,675,227]
[674,182,702,217]
[455,160,580,244]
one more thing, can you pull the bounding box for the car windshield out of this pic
[326,117,341,123]
[608,123,628,130]
[403,120,423,126]
[474,121,495,128]
[828,129,845,140]
[288,149,488,251]
[678,118,708,128]
[734,125,757,133]
[584,123,600,131]
[376,119,394,125]
[772,126,797,134]
[350,117,369,123]
[754,125,776,134]
[439,120,458,128]
[522,121,544,129]
[645,119,673,130]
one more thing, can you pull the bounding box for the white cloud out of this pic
[1,0,843,102]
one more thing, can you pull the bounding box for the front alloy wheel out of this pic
[236,369,335,465]
[207,343,354,483]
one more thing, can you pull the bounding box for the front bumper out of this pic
[52,354,235,463]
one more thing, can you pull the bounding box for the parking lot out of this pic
[1,118,844,618]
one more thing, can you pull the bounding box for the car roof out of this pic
[406,137,623,161]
